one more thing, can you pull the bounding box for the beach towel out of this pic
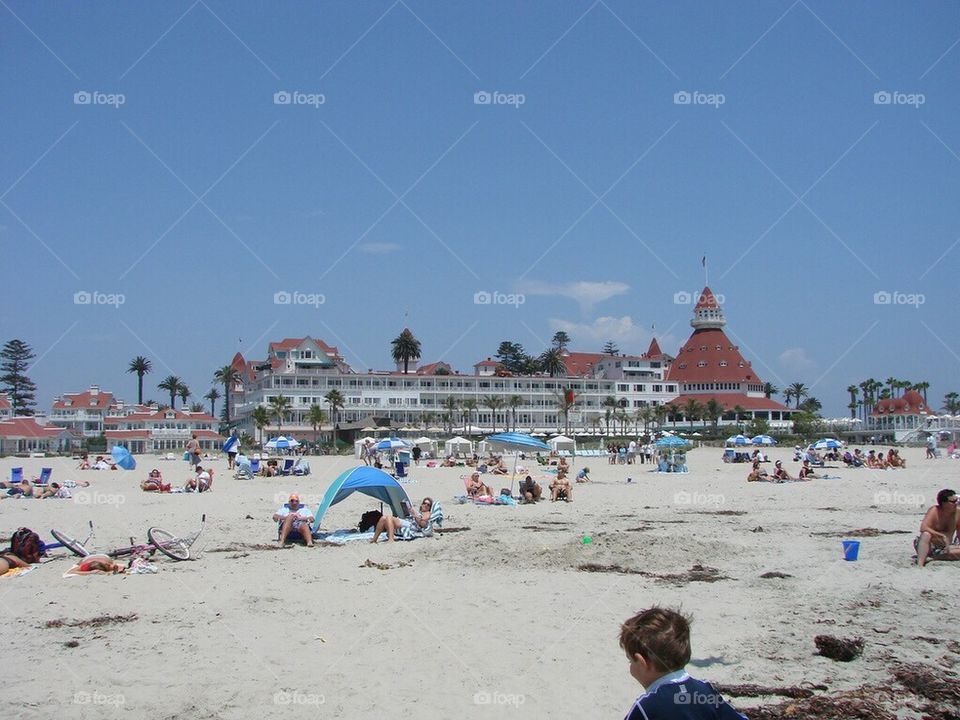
[455,495,514,506]
[1,566,37,578]
[313,529,376,545]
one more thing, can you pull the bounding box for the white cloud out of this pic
[359,242,401,255]
[548,316,679,355]
[779,347,815,372]
[523,280,629,312]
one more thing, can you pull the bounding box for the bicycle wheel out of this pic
[50,529,89,558]
[147,527,190,560]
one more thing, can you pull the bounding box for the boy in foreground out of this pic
[620,607,747,719]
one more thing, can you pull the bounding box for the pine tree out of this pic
[0,339,37,415]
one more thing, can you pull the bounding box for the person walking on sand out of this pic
[915,488,960,567]
[185,433,201,469]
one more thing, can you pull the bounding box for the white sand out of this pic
[1,446,954,718]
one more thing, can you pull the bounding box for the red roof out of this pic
[269,337,340,357]
[416,362,451,375]
[52,387,115,410]
[0,417,69,438]
[666,329,761,384]
[561,351,605,377]
[108,409,218,424]
[474,359,500,367]
[104,430,152,439]
[666,393,790,412]
[872,390,927,416]
[644,338,664,358]
[695,286,721,310]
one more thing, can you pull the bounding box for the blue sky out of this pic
[2,0,958,416]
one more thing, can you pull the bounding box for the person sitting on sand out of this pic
[490,457,509,475]
[466,471,493,497]
[887,449,906,468]
[141,469,171,493]
[550,474,573,502]
[746,461,770,482]
[576,467,590,483]
[798,460,819,480]
[273,493,314,546]
[370,498,433,544]
[519,475,542,503]
[441,455,456,467]
[77,453,91,470]
[915,489,960,567]
[771,460,792,481]
[262,459,280,477]
[185,466,213,493]
[93,456,110,471]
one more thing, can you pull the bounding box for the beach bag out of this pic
[10,527,44,563]
[358,510,382,533]
[499,488,511,498]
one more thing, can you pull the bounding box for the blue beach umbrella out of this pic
[110,445,136,470]
[485,432,551,451]
[265,436,300,450]
[375,437,411,451]
[655,435,690,448]
[725,434,750,446]
[751,435,777,446]
[811,438,843,450]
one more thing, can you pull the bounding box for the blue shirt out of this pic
[625,670,747,720]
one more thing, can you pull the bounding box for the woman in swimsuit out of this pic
[370,498,433,543]
[0,552,29,575]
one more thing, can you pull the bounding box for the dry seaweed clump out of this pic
[815,635,864,662]
[46,613,138,629]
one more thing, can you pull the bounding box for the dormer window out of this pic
[699,345,707,351]
[719,361,728,367]
[738,361,745,367]
[715,345,722,351]
[697,361,707,368]
[678,363,687,369]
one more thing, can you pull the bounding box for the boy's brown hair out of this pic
[619,607,692,672]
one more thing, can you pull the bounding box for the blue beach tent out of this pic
[311,467,410,532]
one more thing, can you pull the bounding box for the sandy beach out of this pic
[3,446,957,718]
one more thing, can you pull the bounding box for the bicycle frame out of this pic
[51,515,205,561]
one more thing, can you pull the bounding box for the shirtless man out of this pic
[466,471,492,497]
[550,474,573,502]
[916,489,960,567]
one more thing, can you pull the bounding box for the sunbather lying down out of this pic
[370,498,434,543]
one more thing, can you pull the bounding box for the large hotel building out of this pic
[229,287,794,437]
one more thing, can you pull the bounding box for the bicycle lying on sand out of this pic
[49,515,206,561]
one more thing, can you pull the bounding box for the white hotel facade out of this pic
[230,337,680,436]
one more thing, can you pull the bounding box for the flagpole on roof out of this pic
[702,255,708,286]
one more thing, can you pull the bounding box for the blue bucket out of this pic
[842,540,860,561]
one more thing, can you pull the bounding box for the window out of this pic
[719,361,728,367]
[716,345,722,351]
[697,361,707,368]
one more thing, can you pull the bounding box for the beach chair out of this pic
[398,501,444,539]
[394,461,407,479]
[10,468,23,484]
[34,468,52,485]
[279,458,295,476]
[292,458,311,476]
[249,458,261,475]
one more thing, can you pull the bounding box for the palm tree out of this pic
[391,328,422,374]
[703,398,724,431]
[324,389,345,443]
[126,356,152,405]
[307,404,326,447]
[421,411,435,431]
[507,395,523,432]
[653,404,668,433]
[846,385,859,418]
[913,381,930,404]
[204,388,221,417]
[189,402,204,413]
[482,395,503,433]
[681,399,703,430]
[783,387,794,408]
[602,396,618,435]
[461,399,478,430]
[177,383,191,410]
[787,382,808,409]
[731,405,748,431]
[539,348,567,377]
[885,376,898,398]
[213,365,241,425]
[252,405,270,446]
[762,382,778,400]
[943,392,960,415]
[269,394,291,436]
[442,396,459,433]
[555,391,575,436]
[157,375,182,410]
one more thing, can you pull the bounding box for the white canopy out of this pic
[413,436,438,453]
[444,436,473,455]
[548,435,576,451]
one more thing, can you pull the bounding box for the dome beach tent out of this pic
[310,466,410,533]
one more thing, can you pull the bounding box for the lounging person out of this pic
[746,461,770,482]
[370,498,434,543]
[490,457,509,475]
[141,469,171,493]
[1,479,34,499]
[888,449,906,468]
[550,475,572,502]
[466,471,493,497]
[771,460,792,481]
[0,550,30,575]
[36,482,72,499]
[185,466,213,493]
[72,554,126,574]
[93,456,111,470]
[273,494,314,546]
[915,489,960,567]
[619,607,747,720]
[77,453,91,470]
[519,475,542,503]
[798,460,818,480]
